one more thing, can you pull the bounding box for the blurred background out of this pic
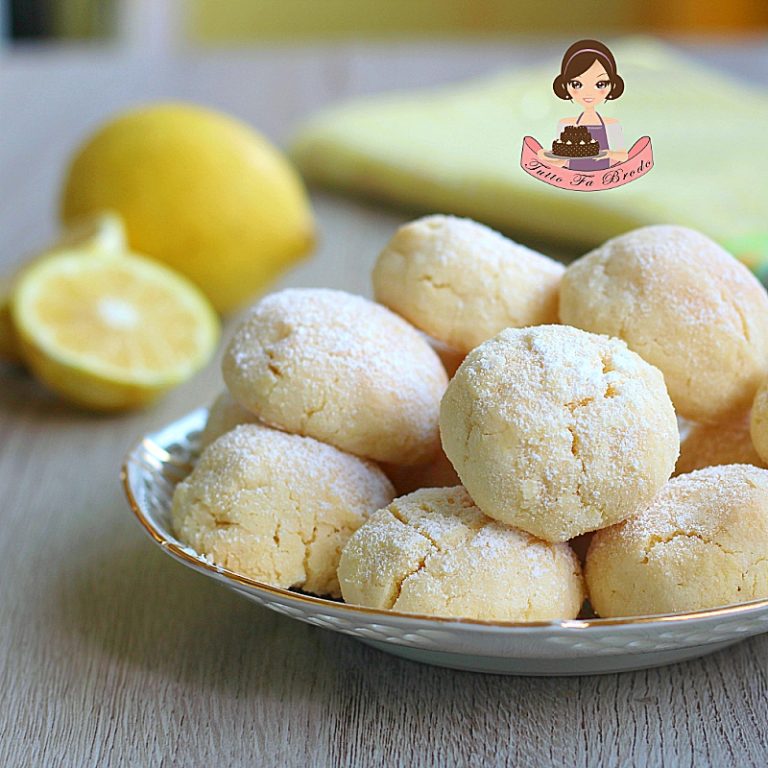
[2,0,767,273]
[4,0,768,44]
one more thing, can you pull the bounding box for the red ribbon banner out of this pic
[520,136,653,191]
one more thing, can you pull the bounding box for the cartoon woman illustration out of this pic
[538,40,628,171]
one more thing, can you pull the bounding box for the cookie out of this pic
[560,225,768,423]
[373,215,563,355]
[222,288,448,465]
[586,465,768,617]
[172,424,394,597]
[440,325,679,542]
[337,487,584,621]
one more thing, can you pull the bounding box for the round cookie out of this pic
[337,487,584,621]
[586,465,768,617]
[223,288,448,466]
[750,379,768,465]
[172,424,395,597]
[676,413,764,476]
[440,325,679,542]
[373,215,564,355]
[559,225,768,424]
[200,390,259,449]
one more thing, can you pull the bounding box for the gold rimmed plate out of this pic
[122,409,768,676]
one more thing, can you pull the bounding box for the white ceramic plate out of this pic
[122,409,768,676]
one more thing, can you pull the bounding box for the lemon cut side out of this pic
[12,250,219,410]
[0,211,127,365]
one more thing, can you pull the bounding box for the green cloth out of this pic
[291,39,768,270]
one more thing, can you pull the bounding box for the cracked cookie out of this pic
[222,288,448,465]
[372,215,563,356]
[337,487,584,620]
[560,225,768,424]
[171,423,395,597]
[439,325,679,543]
[586,464,768,617]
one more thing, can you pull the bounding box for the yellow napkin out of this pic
[291,39,768,274]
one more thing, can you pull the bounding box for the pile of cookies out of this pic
[171,215,768,621]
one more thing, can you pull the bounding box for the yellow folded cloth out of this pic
[291,38,768,275]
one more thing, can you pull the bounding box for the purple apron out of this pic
[568,112,610,171]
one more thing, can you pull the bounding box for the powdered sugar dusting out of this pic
[442,324,679,541]
[587,463,768,616]
[222,288,448,465]
[171,423,395,597]
[338,486,584,620]
[623,464,768,542]
[561,225,768,422]
[373,214,564,353]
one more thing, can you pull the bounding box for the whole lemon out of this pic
[60,103,315,313]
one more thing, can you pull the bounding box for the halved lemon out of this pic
[0,211,126,364]
[12,250,219,410]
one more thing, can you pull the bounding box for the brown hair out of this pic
[552,39,624,101]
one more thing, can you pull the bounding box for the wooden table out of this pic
[2,39,768,767]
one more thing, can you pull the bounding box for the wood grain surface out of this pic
[1,39,768,768]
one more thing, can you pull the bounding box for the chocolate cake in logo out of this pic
[520,38,653,192]
[552,125,600,158]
